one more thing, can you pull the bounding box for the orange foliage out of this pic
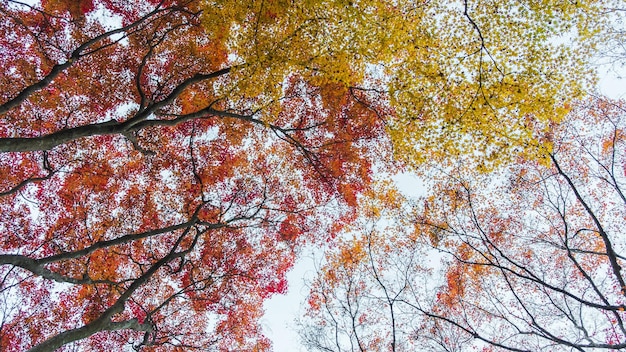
[0,1,389,350]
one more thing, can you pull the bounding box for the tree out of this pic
[298,182,434,352]
[300,96,626,351]
[413,96,626,350]
[0,0,616,350]
[0,1,389,350]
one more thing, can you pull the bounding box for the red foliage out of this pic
[0,1,390,351]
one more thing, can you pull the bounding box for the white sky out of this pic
[261,252,317,352]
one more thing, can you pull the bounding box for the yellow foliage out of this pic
[360,179,404,218]
[199,0,614,168]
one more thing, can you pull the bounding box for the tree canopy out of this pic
[0,0,623,351]
[300,96,626,351]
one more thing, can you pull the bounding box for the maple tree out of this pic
[301,96,626,351]
[298,182,430,351]
[0,0,389,350]
[0,0,619,350]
